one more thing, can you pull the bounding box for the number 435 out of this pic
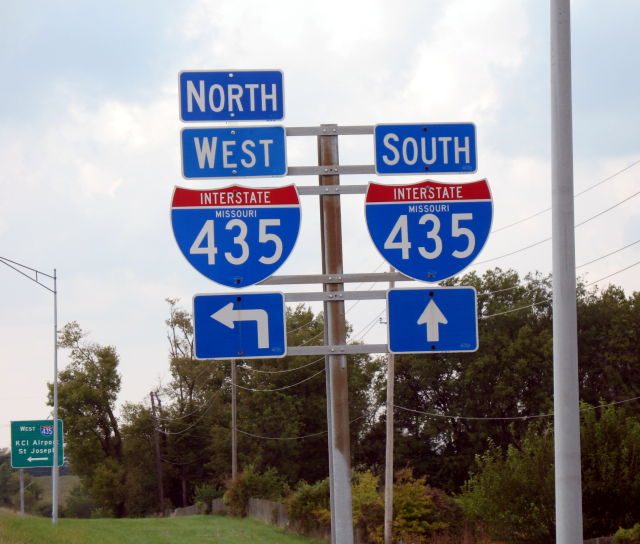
[190,219,283,266]
[384,213,475,260]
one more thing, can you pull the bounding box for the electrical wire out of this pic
[479,259,640,319]
[235,367,326,392]
[491,157,640,233]
[475,185,640,267]
[393,395,640,422]
[238,356,325,374]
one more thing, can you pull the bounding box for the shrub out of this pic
[36,501,52,517]
[223,465,289,517]
[615,523,640,544]
[390,468,453,544]
[62,484,95,518]
[287,469,459,544]
[286,478,330,533]
[194,483,223,514]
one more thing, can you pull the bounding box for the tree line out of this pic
[31,267,640,541]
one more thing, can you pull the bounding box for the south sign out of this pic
[171,184,301,288]
[365,179,492,282]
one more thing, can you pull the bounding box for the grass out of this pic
[0,509,324,544]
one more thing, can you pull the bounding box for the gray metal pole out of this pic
[550,1,583,543]
[52,269,59,524]
[19,468,25,515]
[384,269,395,544]
[231,359,238,480]
[318,125,354,544]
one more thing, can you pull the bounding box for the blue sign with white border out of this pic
[387,287,478,354]
[365,179,492,283]
[193,292,286,360]
[179,70,284,122]
[375,123,476,174]
[181,126,287,179]
[171,185,301,288]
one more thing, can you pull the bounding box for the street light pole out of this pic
[0,257,59,524]
[52,269,59,523]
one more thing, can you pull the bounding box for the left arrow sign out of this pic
[193,292,286,360]
[211,303,270,348]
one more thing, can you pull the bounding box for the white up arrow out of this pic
[417,299,448,342]
[211,303,270,349]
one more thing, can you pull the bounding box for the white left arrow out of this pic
[417,299,448,342]
[27,457,48,462]
[211,302,270,349]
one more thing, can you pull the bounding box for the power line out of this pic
[393,395,640,423]
[235,367,326,392]
[238,356,325,374]
[491,157,640,233]
[475,185,640,266]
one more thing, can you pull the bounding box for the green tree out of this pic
[578,286,640,410]
[50,321,127,517]
[460,404,640,542]
[0,449,20,507]
[580,403,640,537]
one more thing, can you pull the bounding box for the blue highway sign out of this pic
[171,185,301,288]
[193,292,286,359]
[375,123,476,174]
[181,126,287,179]
[365,179,492,282]
[179,70,284,122]
[387,287,478,354]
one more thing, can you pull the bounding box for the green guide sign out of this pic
[11,419,64,468]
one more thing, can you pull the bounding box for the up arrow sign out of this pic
[417,299,448,342]
[211,302,270,349]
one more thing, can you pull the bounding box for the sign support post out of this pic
[318,125,354,544]
[551,1,583,542]
[384,268,395,544]
[19,469,25,516]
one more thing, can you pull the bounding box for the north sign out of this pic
[193,292,286,359]
[179,70,284,122]
[374,123,477,174]
[181,126,287,179]
[171,184,301,288]
[11,419,64,469]
[365,179,492,282]
[387,287,478,353]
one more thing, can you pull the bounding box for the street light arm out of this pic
[0,256,56,294]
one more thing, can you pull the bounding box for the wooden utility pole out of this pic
[231,359,238,480]
[150,391,164,514]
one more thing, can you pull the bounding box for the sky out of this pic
[1,0,639,450]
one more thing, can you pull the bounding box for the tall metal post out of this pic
[318,124,354,544]
[550,1,583,542]
[52,268,59,524]
[384,269,395,544]
[231,359,238,480]
[0,259,59,522]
